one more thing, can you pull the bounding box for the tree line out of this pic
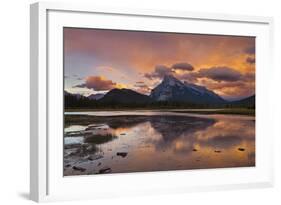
[64,95,255,109]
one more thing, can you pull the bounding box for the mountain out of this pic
[99,88,152,104]
[64,90,83,99]
[231,95,255,108]
[64,90,72,96]
[87,93,105,100]
[150,75,226,104]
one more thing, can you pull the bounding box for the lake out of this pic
[63,110,255,176]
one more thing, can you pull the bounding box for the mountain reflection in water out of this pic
[64,112,255,176]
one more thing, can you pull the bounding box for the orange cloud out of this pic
[74,76,126,91]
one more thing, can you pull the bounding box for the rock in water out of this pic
[116,152,128,158]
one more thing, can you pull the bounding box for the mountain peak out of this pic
[162,75,184,87]
[150,75,225,104]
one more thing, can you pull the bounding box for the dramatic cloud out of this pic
[142,63,254,100]
[75,76,121,91]
[144,65,174,80]
[244,46,255,55]
[144,62,194,80]
[197,66,242,82]
[172,62,194,71]
[64,28,255,99]
[177,72,198,83]
[196,72,255,100]
[242,72,255,81]
[246,57,255,64]
[205,81,246,90]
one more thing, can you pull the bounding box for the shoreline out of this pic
[64,108,255,116]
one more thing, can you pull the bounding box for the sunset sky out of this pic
[64,27,255,101]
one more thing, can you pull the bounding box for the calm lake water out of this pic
[63,110,255,176]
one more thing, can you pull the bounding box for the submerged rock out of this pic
[87,154,103,161]
[72,166,86,172]
[116,152,128,158]
[98,167,111,174]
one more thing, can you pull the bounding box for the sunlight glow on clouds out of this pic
[64,28,255,100]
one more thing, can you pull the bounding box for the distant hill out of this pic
[230,95,255,108]
[64,91,83,99]
[64,90,94,108]
[150,75,226,104]
[99,88,152,104]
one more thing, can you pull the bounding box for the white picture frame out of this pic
[30,2,274,202]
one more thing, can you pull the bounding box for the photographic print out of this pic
[63,28,255,176]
